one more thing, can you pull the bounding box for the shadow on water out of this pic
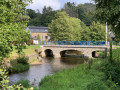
[60,57,86,65]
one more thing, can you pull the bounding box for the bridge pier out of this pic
[52,51,61,58]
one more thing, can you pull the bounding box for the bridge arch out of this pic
[60,49,84,57]
[44,49,54,57]
[92,51,96,58]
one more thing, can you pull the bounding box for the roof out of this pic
[26,26,48,33]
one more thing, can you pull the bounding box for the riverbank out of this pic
[38,48,120,90]
[38,58,109,90]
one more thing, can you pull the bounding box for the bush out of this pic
[10,59,17,66]
[101,60,120,85]
[99,51,106,57]
[33,86,39,90]
[15,79,30,88]
[85,80,108,90]
[17,56,29,64]
[12,63,29,73]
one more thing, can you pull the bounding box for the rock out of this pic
[38,56,42,62]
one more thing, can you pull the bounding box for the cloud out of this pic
[26,0,61,13]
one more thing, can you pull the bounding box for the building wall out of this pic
[32,32,50,41]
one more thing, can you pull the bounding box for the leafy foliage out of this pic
[27,6,57,27]
[63,2,78,18]
[27,3,96,26]
[15,79,30,88]
[0,0,31,89]
[94,0,120,38]
[10,56,29,73]
[0,0,32,60]
[0,65,24,89]
[77,3,96,25]
[12,63,29,73]
[89,22,106,41]
[17,56,29,65]
[48,11,86,41]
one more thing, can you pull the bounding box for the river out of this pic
[9,57,86,87]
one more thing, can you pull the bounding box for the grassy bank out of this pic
[9,45,39,59]
[38,59,111,90]
[39,47,120,90]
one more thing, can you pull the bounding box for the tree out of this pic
[63,2,78,18]
[42,6,53,14]
[48,11,86,41]
[27,7,56,27]
[0,0,32,61]
[27,9,37,19]
[89,22,106,41]
[41,10,57,27]
[77,3,96,26]
[94,0,120,38]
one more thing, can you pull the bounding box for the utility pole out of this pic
[106,22,108,45]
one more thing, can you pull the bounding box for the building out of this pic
[26,26,50,41]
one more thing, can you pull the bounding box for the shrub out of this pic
[12,63,29,73]
[85,80,109,90]
[101,60,120,85]
[10,59,17,66]
[33,86,39,90]
[15,79,30,88]
[17,56,29,64]
[99,51,106,57]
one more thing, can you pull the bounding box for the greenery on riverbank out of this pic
[38,59,110,90]
[38,47,120,90]
[10,56,29,73]
[9,45,39,59]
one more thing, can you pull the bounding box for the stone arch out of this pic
[44,49,54,57]
[92,51,96,58]
[60,49,84,57]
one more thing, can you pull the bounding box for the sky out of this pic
[26,0,94,13]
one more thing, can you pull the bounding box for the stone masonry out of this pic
[40,45,109,58]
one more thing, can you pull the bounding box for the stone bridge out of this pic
[39,45,109,58]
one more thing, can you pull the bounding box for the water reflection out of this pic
[9,57,85,87]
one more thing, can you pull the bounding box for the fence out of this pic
[39,41,117,46]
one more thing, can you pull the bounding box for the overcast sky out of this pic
[26,0,94,13]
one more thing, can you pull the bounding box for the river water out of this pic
[9,57,86,87]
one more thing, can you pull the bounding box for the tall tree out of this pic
[27,9,37,19]
[94,0,120,38]
[48,11,86,41]
[89,22,106,41]
[41,10,56,27]
[27,7,56,27]
[63,2,78,18]
[42,6,53,14]
[0,0,32,89]
[77,3,96,25]
[0,0,32,61]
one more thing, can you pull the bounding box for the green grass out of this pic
[9,45,39,59]
[39,58,112,90]
[28,59,37,64]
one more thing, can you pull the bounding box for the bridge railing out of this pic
[39,41,116,46]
